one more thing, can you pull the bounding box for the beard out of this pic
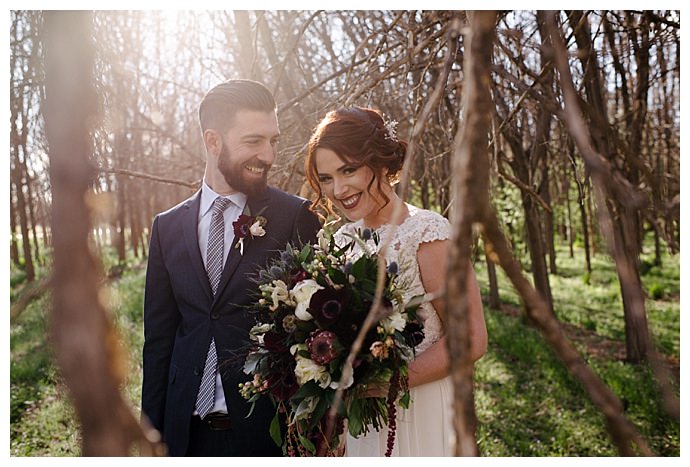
[217,144,269,197]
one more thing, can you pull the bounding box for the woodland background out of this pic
[9,10,680,456]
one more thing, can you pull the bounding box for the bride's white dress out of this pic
[334,204,455,457]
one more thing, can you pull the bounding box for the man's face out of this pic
[217,109,279,196]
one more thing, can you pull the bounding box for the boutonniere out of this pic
[233,206,268,256]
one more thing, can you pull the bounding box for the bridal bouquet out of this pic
[240,226,424,456]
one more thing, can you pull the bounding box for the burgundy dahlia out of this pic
[306,330,339,365]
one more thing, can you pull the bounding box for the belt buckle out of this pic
[206,413,231,431]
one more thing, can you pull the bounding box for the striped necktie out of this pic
[195,196,232,419]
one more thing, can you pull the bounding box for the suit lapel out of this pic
[182,191,213,302]
[213,189,271,306]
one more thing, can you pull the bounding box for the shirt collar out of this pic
[200,181,248,217]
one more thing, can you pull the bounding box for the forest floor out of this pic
[9,242,681,456]
[498,302,680,381]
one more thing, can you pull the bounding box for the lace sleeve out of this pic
[411,210,451,252]
[395,208,450,354]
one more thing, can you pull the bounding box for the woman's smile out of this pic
[339,193,361,210]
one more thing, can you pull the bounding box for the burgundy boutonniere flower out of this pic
[232,209,267,255]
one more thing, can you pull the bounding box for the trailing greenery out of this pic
[9,240,680,456]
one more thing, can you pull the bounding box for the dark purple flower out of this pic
[263,331,288,353]
[405,321,425,348]
[309,287,348,326]
[306,330,339,365]
[233,214,254,238]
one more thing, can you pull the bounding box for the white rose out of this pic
[381,311,407,334]
[270,280,290,311]
[294,355,326,385]
[249,220,266,237]
[290,279,323,321]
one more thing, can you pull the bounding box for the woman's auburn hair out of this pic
[305,106,407,217]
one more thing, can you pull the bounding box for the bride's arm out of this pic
[407,239,488,388]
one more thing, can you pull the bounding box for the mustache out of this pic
[244,158,271,170]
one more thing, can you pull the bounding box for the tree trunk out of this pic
[24,169,42,266]
[568,10,651,362]
[614,203,651,363]
[540,169,557,274]
[129,189,142,258]
[585,177,597,257]
[116,175,127,263]
[535,11,557,275]
[10,14,27,273]
[10,189,20,266]
[522,196,554,313]
[653,227,661,267]
[43,11,160,455]
[11,94,35,280]
[568,145,591,274]
[12,158,35,282]
[231,11,263,81]
[563,174,574,258]
[485,247,501,309]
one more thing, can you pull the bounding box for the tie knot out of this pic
[212,197,232,215]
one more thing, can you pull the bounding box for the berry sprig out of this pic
[385,367,401,457]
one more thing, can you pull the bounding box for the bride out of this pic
[304,106,488,456]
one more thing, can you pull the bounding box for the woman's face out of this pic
[314,147,389,224]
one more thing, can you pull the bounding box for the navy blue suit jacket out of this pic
[141,187,321,456]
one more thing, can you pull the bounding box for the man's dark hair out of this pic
[198,79,276,132]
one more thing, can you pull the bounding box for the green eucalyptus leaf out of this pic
[269,412,283,447]
[299,433,316,454]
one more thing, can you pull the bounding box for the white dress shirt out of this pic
[195,181,247,415]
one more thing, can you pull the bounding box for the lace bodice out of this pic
[333,204,450,354]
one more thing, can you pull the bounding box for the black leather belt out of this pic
[200,412,231,431]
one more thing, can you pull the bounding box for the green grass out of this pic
[9,239,680,456]
[108,266,146,411]
[9,263,146,456]
[9,287,81,456]
[473,241,680,456]
[475,310,616,456]
[474,309,679,456]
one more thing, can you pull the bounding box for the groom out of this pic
[141,79,321,456]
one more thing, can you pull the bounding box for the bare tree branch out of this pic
[101,167,199,190]
[446,10,497,456]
